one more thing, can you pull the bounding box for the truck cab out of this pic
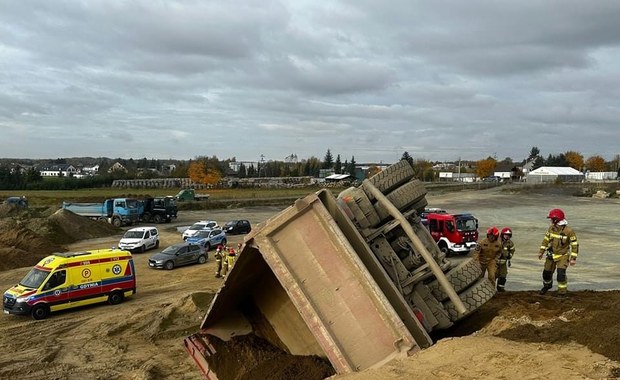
[423,211,478,255]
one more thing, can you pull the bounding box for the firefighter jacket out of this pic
[474,238,502,265]
[499,239,515,262]
[539,224,579,261]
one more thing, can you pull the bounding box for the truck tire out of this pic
[363,160,415,200]
[338,187,380,229]
[32,304,50,320]
[427,258,483,301]
[153,214,162,224]
[108,291,124,305]
[112,217,122,227]
[442,278,496,322]
[374,180,427,222]
[142,212,151,223]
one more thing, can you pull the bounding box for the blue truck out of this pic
[62,198,141,227]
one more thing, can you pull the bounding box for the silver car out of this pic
[148,242,206,270]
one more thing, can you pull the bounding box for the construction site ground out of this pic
[0,186,619,379]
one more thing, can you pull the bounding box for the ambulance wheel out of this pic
[108,291,124,305]
[32,304,50,320]
[164,261,174,270]
[153,214,162,224]
[198,255,207,264]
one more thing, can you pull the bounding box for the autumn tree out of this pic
[475,157,497,178]
[188,156,222,185]
[367,165,381,178]
[564,151,584,170]
[586,155,606,172]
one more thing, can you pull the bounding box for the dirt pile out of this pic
[0,209,121,271]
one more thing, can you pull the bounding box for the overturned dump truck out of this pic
[184,160,496,379]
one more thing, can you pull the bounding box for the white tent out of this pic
[526,166,584,184]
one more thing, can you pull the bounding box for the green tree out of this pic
[529,147,540,159]
[347,156,356,177]
[334,154,342,174]
[401,151,414,166]
[322,149,333,169]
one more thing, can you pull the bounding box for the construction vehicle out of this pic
[61,198,140,227]
[421,209,479,256]
[175,188,210,202]
[139,196,178,223]
[184,160,495,379]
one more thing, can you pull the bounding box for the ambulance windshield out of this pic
[19,268,50,289]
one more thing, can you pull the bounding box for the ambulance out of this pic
[3,249,136,320]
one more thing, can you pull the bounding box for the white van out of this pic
[119,227,160,253]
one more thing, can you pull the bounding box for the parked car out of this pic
[118,227,160,253]
[223,219,252,235]
[182,220,219,240]
[185,228,227,251]
[148,242,206,270]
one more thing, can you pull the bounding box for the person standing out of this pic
[474,227,502,283]
[214,245,224,278]
[496,227,515,292]
[538,208,579,296]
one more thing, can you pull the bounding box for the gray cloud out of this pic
[1,0,620,163]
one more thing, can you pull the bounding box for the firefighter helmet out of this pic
[501,227,512,239]
[547,208,565,221]
[486,226,499,237]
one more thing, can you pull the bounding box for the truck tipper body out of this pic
[62,198,140,227]
[184,160,495,379]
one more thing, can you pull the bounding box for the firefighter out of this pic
[496,227,515,292]
[214,245,224,278]
[538,208,579,296]
[221,246,236,276]
[474,226,502,283]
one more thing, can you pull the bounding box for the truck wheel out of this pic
[32,304,50,320]
[438,241,450,256]
[198,255,207,264]
[153,214,162,224]
[338,187,380,229]
[164,261,174,270]
[374,180,427,222]
[108,291,124,305]
[442,277,496,322]
[363,160,415,200]
[427,257,483,301]
[142,212,151,223]
[112,217,122,227]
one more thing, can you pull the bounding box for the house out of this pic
[108,162,128,173]
[39,164,78,177]
[526,166,584,184]
[82,164,99,174]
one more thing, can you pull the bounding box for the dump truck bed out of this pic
[185,190,432,377]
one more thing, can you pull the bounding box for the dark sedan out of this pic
[223,219,252,235]
[148,242,206,270]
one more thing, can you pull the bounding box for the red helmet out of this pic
[501,227,512,237]
[486,227,499,237]
[547,208,565,221]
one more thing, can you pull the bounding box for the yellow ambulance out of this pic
[3,249,136,320]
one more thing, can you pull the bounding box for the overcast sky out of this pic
[1,1,620,164]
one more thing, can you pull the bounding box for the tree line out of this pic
[1,147,619,190]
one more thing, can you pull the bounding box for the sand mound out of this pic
[0,209,121,271]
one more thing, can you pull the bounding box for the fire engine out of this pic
[421,208,479,256]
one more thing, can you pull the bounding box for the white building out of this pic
[526,166,584,184]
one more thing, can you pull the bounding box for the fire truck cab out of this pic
[421,209,479,256]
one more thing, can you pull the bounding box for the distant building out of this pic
[526,166,584,184]
[108,162,127,173]
[39,164,77,177]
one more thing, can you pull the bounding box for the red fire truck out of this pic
[421,208,479,256]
